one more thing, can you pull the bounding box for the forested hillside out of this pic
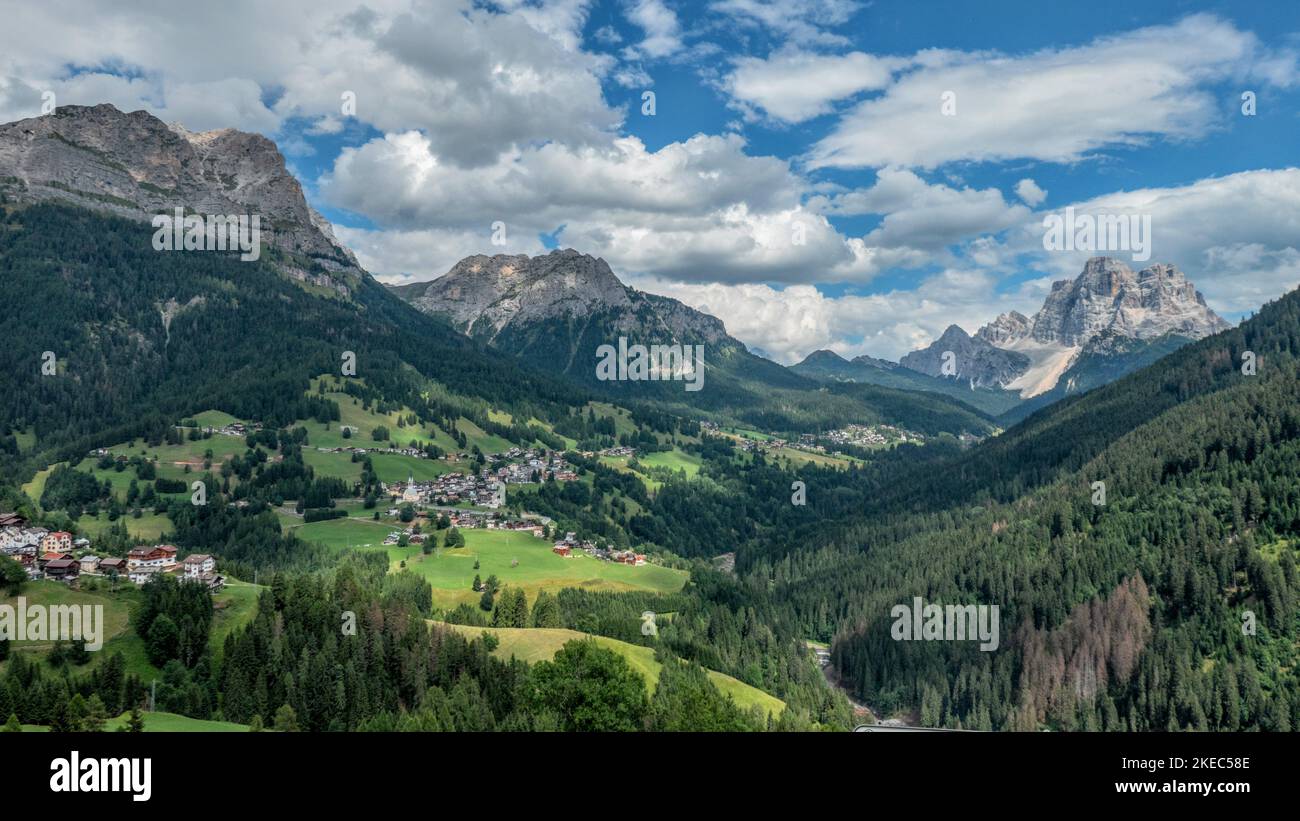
[742,288,1300,730]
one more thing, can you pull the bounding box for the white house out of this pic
[182,554,215,577]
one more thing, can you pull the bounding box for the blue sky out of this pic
[2,0,1298,361]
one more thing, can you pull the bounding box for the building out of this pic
[182,554,216,577]
[402,472,421,504]
[99,557,126,575]
[43,558,79,581]
[128,566,161,586]
[127,544,178,570]
[79,555,101,574]
[185,572,225,592]
[41,531,72,553]
[552,544,572,557]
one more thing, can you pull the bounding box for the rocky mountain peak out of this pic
[1028,257,1227,346]
[976,310,1032,345]
[0,103,359,290]
[394,248,735,348]
[899,323,1031,389]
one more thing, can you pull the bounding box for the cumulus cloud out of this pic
[1015,178,1047,207]
[0,0,620,168]
[623,0,684,59]
[1016,167,1300,313]
[807,14,1284,169]
[320,129,857,282]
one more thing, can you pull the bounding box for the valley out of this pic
[0,101,1296,739]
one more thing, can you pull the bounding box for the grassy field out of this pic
[13,428,36,453]
[442,624,785,717]
[390,528,688,610]
[21,463,56,506]
[454,418,513,454]
[301,449,365,481]
[75,511,173,541]
[209,580,263,659]
[0,575,261,682]
[0,579,159,679]
[598,454,661,492]
[638,448,703,477]
[369,452,462,483]
[770,446,860,470]
[0,580,133,653]
[289,516,404,550]
[102,711,250,732]
[298,377,460,451]
[187,409,241,428]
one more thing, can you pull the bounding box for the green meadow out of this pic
[392,528,688,610]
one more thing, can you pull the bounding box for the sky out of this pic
[0,0,1298,363]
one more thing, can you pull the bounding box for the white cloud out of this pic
[807,14,1284,170]
[623,0,683,59]
[1015,179,1047,207]
[709,0,864,48]
[628,267,1042,363]
[320,129,857,283]
[1018,167,1300,313]
[0,0,621,168]
[725,51,902,122]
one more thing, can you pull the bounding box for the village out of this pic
[0,512,224,591]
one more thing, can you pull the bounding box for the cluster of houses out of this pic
[818,424,921,449]
[493,450,576,484]
[550,531,646,565]
[0,512,223,591]
[390,470,506,509]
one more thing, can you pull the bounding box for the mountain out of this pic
[0,106,577,467]
[899,257,1229,401]
[899,324,1032,389]
[391,249,735,352]
[790,349,1023,417]
[1013,257,1230,346]
[0,103,360,295]
[392,251,998,436]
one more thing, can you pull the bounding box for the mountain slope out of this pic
[755,283,1300,730]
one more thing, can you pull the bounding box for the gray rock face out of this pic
[975,310,1032,345]
[1023,257,1228,347]
[0,103,360,288]
[899,324,1031,389]
[395,248,734,345]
